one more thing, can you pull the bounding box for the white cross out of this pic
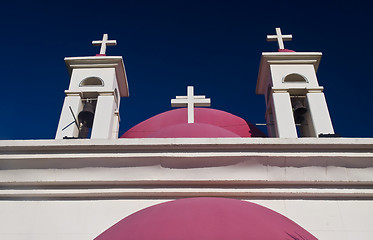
[267,28,292,50]
[92,34,117,55]
[171,86,211,123]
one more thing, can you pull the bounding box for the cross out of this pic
[171,86,211,123]
[267,28,292,50]
[92,34,117,55]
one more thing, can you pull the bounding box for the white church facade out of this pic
[0,30,373,239]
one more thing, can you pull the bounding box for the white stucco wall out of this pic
[1,138,372,240]
[0,199,372,240]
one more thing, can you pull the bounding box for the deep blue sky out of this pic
[0,0,372,139]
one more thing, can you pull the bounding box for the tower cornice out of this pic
[256,52,322,95]
[64,56,128,97]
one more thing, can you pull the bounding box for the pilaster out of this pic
[306,92,334,136]
[272,91,297,138]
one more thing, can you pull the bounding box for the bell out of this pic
[292,98,307,124]
[78,101,95,129]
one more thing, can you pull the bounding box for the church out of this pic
[0,29,372,239]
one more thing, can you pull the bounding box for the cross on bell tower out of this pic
[92,34,117,56]
[267,28,292,50]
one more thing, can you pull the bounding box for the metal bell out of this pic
[78,101,95,129]
[292,98,307,124]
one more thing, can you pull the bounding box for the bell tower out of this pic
[55,34,129,139]
[256,28,334,138]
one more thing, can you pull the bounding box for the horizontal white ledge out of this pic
[2,151,373,160]
[2,180,372,189]
[2,187,373,194]
[1,138,373,169]
[1,138,373,152]
[0,153,372,169]
[1,191,373,201]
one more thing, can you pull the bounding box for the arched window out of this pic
[79,77,104,87]
[283,73,308,83]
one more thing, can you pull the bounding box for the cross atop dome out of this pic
[92,34,117,56]
[267,28,292,50]
[171,86,211,123]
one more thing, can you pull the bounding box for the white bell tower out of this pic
[256,28,334,138]
[55,34,129,139]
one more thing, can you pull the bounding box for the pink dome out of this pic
[148,123,240,138]
[121,108,266,138]
[94,198,317,240]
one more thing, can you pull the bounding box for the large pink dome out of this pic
[121,108,266,138]
[94,198,317,240]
